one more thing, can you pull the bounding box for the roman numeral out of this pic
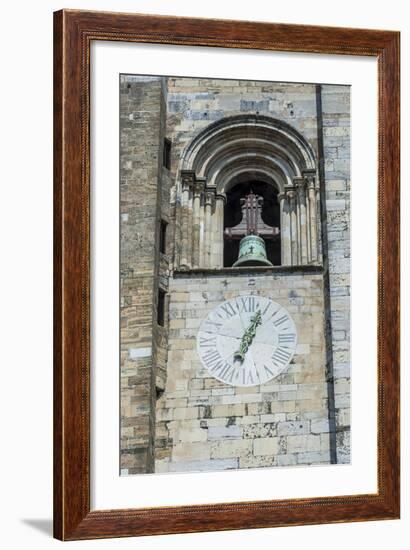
[202,349,223,370]
[278,332,296,344]
[246,371,255,385]
[237,296,256,313]
[202,349,235,382]
[218,302,237,319]
[272,346,292,366]
[204,319,222,331]
[264,364,275,377]
[213,361,233,380]
[272,313,288,327]
[262,301,272,316]
[199,334,217,348]
[224,368,237,384]
[246,368,260,385]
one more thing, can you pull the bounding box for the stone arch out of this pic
[176,115,320,269]
[181,115,316,191]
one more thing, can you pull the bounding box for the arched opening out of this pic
[224,181,281,267]
[177,115,319,270]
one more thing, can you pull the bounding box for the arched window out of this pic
[176,115,320,269]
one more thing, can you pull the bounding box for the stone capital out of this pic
[293,176,306,189]
[215,193,227,205]
[303,169,317,189]
[204,190,215,207]
[285,185,296,201]
[193,182,204,197]
[180,170,196,190]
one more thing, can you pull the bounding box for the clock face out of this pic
[197,295,297,387]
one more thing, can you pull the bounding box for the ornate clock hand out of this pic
[234,309,262,363]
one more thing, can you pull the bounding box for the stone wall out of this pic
[155,269,331,473]
[120,76,168,475]
[166,78,318,151]
[321,85,351,463]
[119,75,351,474]
[165,79,320,267]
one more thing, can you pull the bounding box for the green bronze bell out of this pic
[233,235,273,267]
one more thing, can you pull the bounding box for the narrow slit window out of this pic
[163,138,171,169]
[159,220,167,254]
[157,289,166,327]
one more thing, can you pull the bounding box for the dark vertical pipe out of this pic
[316,84,338,464]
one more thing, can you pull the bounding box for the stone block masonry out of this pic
[320,85,351,463]
[120,75,351,475]
[120,76,169,475]
[155,269,332,473]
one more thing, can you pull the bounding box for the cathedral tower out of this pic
[120,76,351,475]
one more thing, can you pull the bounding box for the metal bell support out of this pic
[233,235,273,267]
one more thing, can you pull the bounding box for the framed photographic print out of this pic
[54,9,400,540]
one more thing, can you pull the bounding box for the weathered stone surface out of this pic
[253,437,280,456]
[322,83,351,464]
[208,426,242,440]
[120,77,168,473]
[120,76,351,475]
[156,271,332,472]
[277,421,310,437]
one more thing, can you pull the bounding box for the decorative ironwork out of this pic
[234,309,262,363]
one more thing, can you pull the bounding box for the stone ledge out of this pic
[173,264,323,277]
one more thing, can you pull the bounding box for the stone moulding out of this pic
[173,264,324,277]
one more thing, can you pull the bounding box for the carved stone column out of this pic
[278,192,291,265]
[192,183,202,269]
[196,177,207,267]
[295,177,308,265]
[307,174,318,263]
[305,181,312,262]
[286,187,298,266]
[212,195,225,268]
[204,191,214,267]
[199,196,205,266]
[179,171,194,269]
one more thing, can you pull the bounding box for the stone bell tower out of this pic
[120,76,351,475]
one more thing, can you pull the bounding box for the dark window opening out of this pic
[224,181,281,267]
[157,289,166,327]
[163,138,171,169]
[159,220,167,254]
[156,386,165,399]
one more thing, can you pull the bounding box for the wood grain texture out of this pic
[53,9,400,541]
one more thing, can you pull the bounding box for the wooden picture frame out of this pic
[53,9,400,541]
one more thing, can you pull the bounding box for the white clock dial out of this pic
[197,295,297,387]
